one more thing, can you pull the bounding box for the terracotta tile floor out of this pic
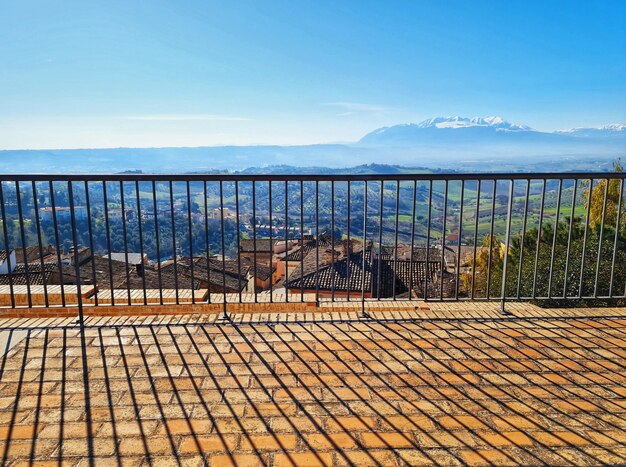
[1,312,626,465]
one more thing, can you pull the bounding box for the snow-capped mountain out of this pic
[556,124,626,138]
[414,116,532,131]
[359,116,626,146]
[359,116,546,146]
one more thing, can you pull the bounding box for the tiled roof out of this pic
[60,256,129,288]
[377,245,443,261]
[0,263,58,286]
[371,258,443,297]
[286,250,372,293]
[13,245,56,264]
[164,257,250,292]
[123,263,204,290]
[285,245,456,298]
[3,253,250,293]
[282,234,334,262]
[239,239,274,253]
[240,258,274,281]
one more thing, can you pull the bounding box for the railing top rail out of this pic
[1,172,625,182]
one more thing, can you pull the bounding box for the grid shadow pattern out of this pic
[1,316,626,465]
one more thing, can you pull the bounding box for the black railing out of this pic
[0,172,625,315]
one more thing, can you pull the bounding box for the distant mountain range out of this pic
[555,124,626,138]
[0,116,624,174]
[359,116,626,145]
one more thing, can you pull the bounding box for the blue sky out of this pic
[1,1,624,149]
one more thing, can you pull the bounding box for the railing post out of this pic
[361,180,368,318]
[219,180,229,321]
[501,179,514,315]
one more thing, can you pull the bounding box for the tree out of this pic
[463,235,504,297]
[583,159,624,229]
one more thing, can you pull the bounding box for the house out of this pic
[209,207,235,219]
[445,233,460,245]
[241,259,279,291]
[39,206,88,222]
[238,239,274,267]
[106,208,135,222]
[274,233,334,278]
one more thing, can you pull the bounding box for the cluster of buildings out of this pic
[0,233,467,300]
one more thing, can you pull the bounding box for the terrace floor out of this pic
[1,305,626,466]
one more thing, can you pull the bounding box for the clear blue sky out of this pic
[1,1,624,149]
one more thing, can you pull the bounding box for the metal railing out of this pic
[0,172,625,316]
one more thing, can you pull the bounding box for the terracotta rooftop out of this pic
[239,239,274,253]
[0,263,58,286]
[0,305,625,465]
[286,250,454,298]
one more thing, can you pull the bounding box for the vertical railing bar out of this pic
[471,180,481,300]
[15,181,32,307]
[284,180,289,302]
[347,181,351,301]
[49,181,66,307]
[31,181,49,308]
[119,181,132,306]
[152,181,163,305]
[361,180,368,313]
[315,180,319,305]
[268,181,273,303]
[202,181,211,304]
[219,180,228,319]
[516,179,531,299]
[84,181,98,306]
[186,181,195,304]
[68,180,95,463]
[393,180,400,301]
[455,180,465,300]
[547,179,563,299]
[377,180,384,300]
[300,180,304,302]
[408,180,417,301]
[135,180,147,306]
[563,179,578,299]
[102,181,115,306]
[532,180,546,299]
[440,180,448,300]
[501,179,514,307]
[594,178,609,298]
[169,181,179,304]
[579,179,593,298]
[425,180,433,300]
[609,179,624,298]
[252,181,258,304]
[330,180,335,302]
[486,180,497,299]
[235,180,242,303]
[0,183,15,308]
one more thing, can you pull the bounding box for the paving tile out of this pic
[0,310,625,465]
